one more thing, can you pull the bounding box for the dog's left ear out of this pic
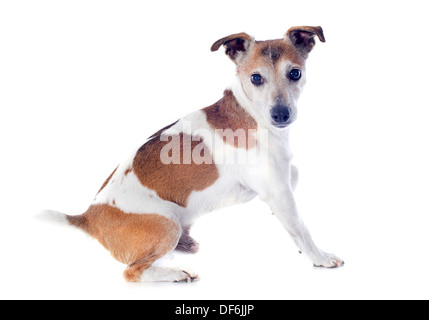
[286,26,325,57]
[211,32,255,63]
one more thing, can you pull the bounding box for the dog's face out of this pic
[212,27,325,130]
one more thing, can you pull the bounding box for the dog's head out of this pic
[211,26,325,130]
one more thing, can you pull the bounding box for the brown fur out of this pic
[203,90,258,149]
[66,204,181,282]
[258,40,304,66]
[260,41,285,64]
[132,133,219,208]
[97,166,118,194]
[241,39,305,74]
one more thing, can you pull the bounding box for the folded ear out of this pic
[211,32,255,63]
[286,26,325,57]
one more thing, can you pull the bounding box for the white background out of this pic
[1,0,429,300]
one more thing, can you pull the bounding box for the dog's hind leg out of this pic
[67,204,198,282]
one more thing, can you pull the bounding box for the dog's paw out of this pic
[174,269,200,283]
[312,252,344,268]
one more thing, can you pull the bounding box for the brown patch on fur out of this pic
[66,204,181,282]
[260,41,285,65]
[132,133,219,207]
[97,166,118,194]
[247,39,305,70]
[203,90,257,149]
[124,168,132,176]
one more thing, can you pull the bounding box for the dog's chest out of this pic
[185,173,258,217]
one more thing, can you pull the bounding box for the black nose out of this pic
[270,106,290,125]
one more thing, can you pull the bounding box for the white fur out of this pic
[231,78,342,268]
[36,209,68,226]
[140,266,198,283]
[93,152,183,221]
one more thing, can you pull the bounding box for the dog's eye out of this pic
[251,74,264,86]
[289,69,302,81]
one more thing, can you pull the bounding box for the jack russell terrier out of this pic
[46,26,344,282]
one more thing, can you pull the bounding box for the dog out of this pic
[46,26,343,282]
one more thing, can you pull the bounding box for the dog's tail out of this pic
[36,209,89,233]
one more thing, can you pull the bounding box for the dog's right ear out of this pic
[211,33,255,63]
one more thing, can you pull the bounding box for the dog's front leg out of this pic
[259,165,343,268]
